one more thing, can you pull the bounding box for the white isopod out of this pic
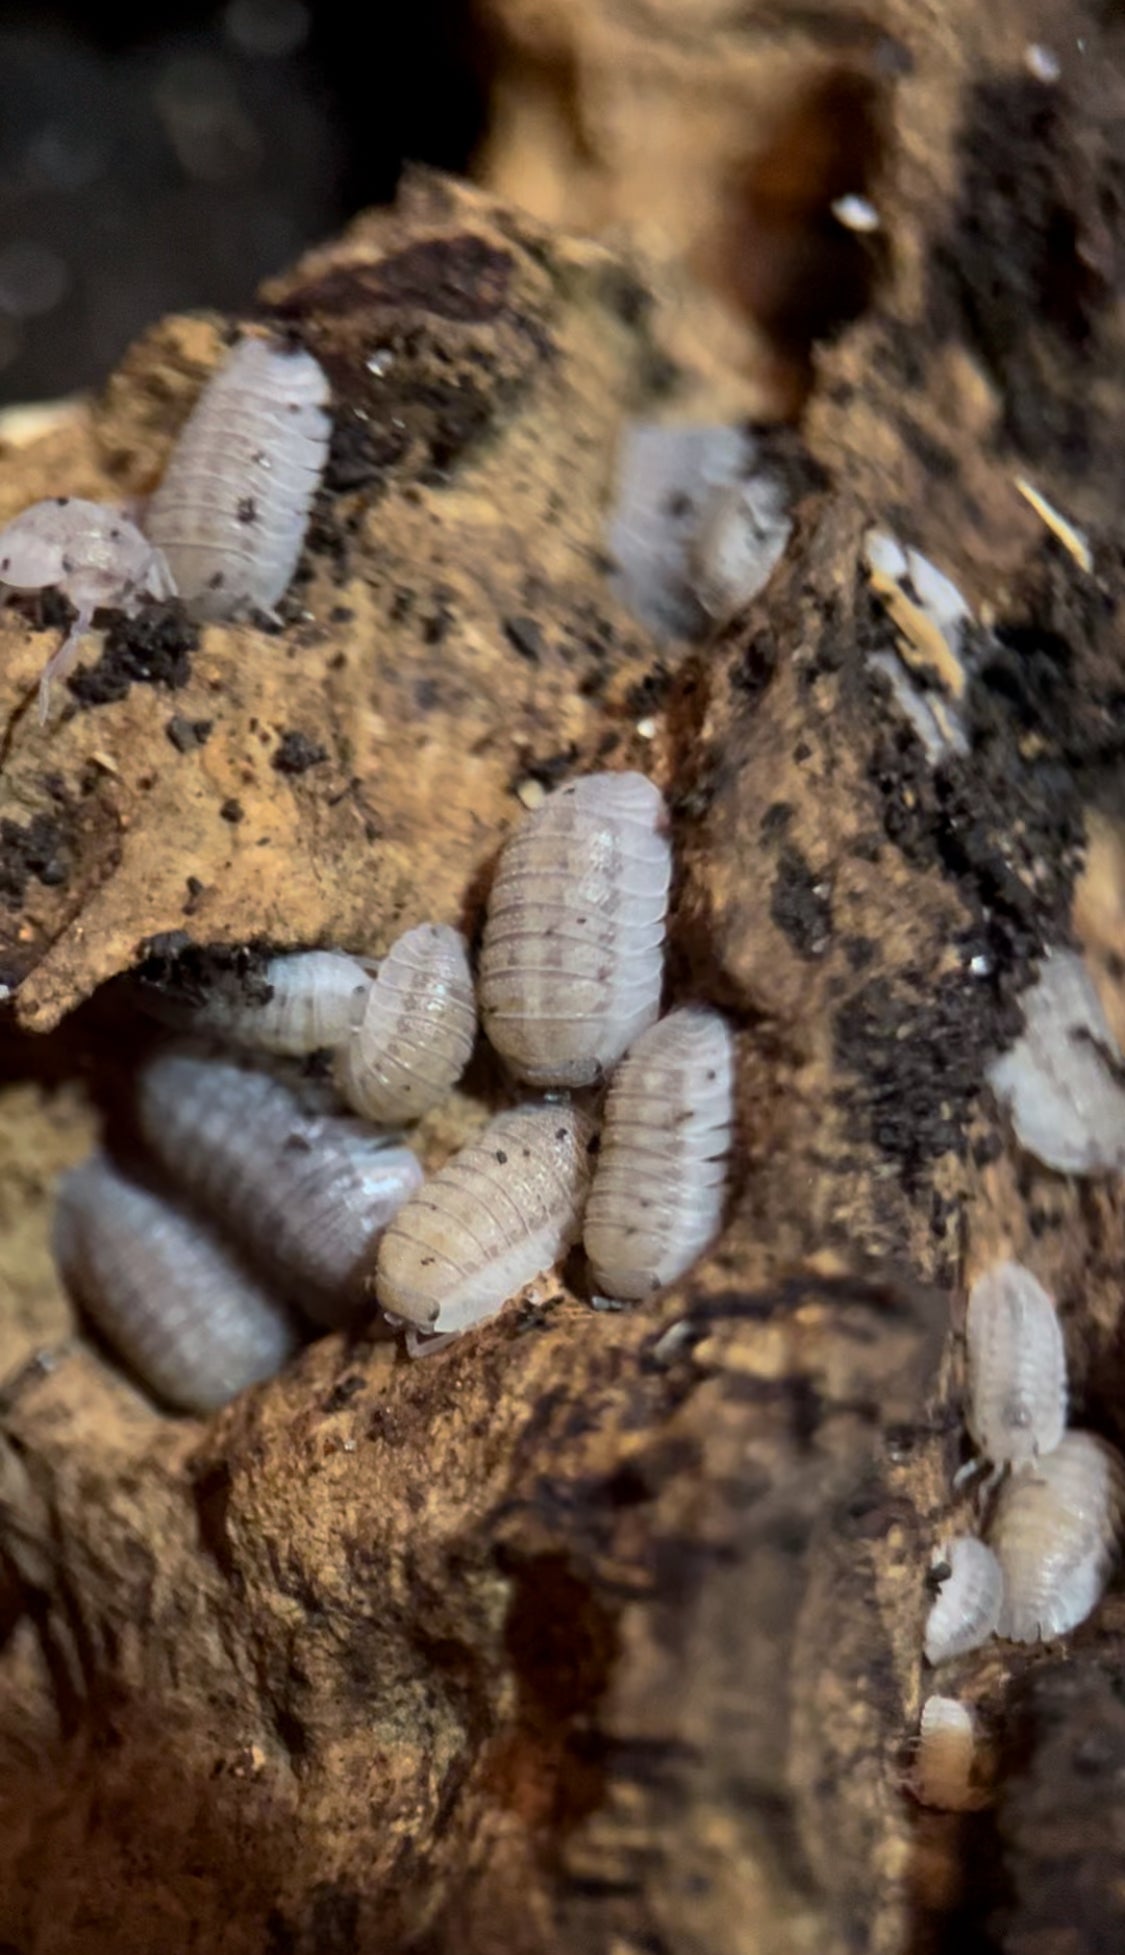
[53,1153,298,1414]
[923,1537,1004,1664]
[966,1259,1067,1468]
[583,1005,734,1300]
[375,1103,597,1336]
[479,771,671,1089]
[334,923,476,1124]
[145,336,331,621]
[0,496,176,719]
[990,1430,1125,1643]
[986,948,1125,1175]
[135,1049,423,1327]
[911,1696,979,1811]
[169,949,373,1057]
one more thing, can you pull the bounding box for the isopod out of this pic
[479,771,671,1088]
[990,1430,1125,1643]
[583,1005,734,1300]
[334,923,476,1124]
[162,948,373,1057]
[0,496,176,720]
[911,1696,979,1811]
[986,948,1125,1175]
[52,1153,298,1414]
[144,336,331,621]
[923,1537,1004,1665]
[135,1049,423,1327]
[375,1102,597,1335]
[966,1259,1067,1468]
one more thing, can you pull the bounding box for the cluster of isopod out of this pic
[910,1257,1125,1808]
[52,770,736,1413]
[0,333,332,719]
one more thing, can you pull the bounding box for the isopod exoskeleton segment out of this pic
[923,1536,1004,1665]
[986,948,1125,1175]
[911,1696,978,1811]
[966,1259,1067,1469]
[175,949,372,1057]
[144,336,331,621]
[479,771,671,1089]
[52,1154,298,1414]
[135,1049,423,1327]
[990,1430,1125,1644]
[583,1005,734,1300]
[374,1103,597,1336]
[334,924,476,1123]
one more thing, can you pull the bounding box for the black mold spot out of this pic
[67,602,197,707]
[770,844,833,958]
[503,614,544,663]
[0,813,68,906]
[165,715,213,753]
[273,730,328,775]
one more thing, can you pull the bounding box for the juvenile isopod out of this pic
[375,1102,597,1336]
[161,949,373,1057]
[986,948,1125,1174]
[53,1153,298,1414]
[990,1430,1125,1643]
[0,496,176,719]
[583,1005,734,1300]
[135,1049,423,1326]
[911,1696,980,1811]
[479,771,671,1089]
[144,336,331,621]
[334,923,477,1124]
[965,1259,1067,1468]
[923,1537,1004,1665]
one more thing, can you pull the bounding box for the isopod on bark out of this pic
[990,1430,1125,1643]
[375,1103,597,1336]
[334,923,477,1124]
[144,336,331,621]
[165,948,373,1057]
[966,1259,1067,1468]
[923,1536,1004,1665]
[479,771,671,1088]
[911,1696,979,1811]
[52,1153,298,1414]
[583,1005,734,1300]
[135,1049,423,1326]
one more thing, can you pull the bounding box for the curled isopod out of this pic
[479,771,671,1088]
[0,496,176,719]
[52,1154,298,1414]
[375,1103,597,1336]
[160,949,373,1057]
[135,1050,423,1327]
[911,1696,979,1811]
[583,1005,734,1300]
[334,923,476,1124]
[966,1259,1067,1468]
[990,1430,1125,1644]
[924,1537,1004,1664]
[145,336,331,621]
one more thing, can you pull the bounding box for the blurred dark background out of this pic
[0,0,489,403]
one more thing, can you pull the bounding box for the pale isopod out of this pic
[135,1049,423,1327]
[986,948,1125,1174]
[990,1430,1125,1643]
[479,771,671,1089]
[167,949,373,1056]
[583,1005,734,1300]
[911,1696,979,1811]
[923,1537,1004,1664]
[334,923,477,1124]
[145,336,331,621]
[375,1103,597,1335]
[52,1153,298,1414]
[966,1259,1067,1468]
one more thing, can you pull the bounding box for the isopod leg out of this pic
[38,608,94,723]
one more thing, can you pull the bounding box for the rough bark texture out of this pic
[0,2,1124,1946]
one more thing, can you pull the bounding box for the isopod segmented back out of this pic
[923,1536,1004,1665]
[145,336,331,621]
[911,1696,978,1811]
[53,1154,298,1414]
[990,1429,1125,1644]
[479,771,671,1089]
[583,1005,734,1300]
[335,924,476,1124]
[966,1259,1067,1468]
[170,949,372,1057]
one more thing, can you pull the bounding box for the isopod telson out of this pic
[169,949,373,1057]
[135,1049,423,1326]
[583,1005,734,1300]
[923,1537,1004,1665]
[144,336,332,621]
[375,1103,597,1336]
[334,924,477,1123]
[53,1154,298,1414]
[479,771,671,1088]
[990,1430,1125,1644]
[911,1696,979,1811]
[966,1260,1067,1468]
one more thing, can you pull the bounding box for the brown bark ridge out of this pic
[0,17,1123,1942]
